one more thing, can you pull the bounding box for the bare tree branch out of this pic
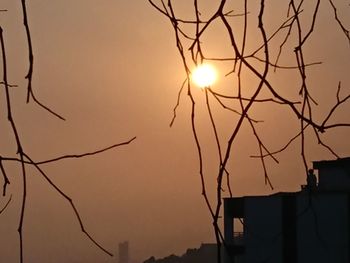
[35,137,136,165]
[1,25,28,263]
[20,0,65,120]
[0,158,10,196]
[328,0,350,45]
[1,6,137,258]
[0,194,12,215]
[150,1,350,262]
[2,137,136,166]
[23,153,114,257]
[170,79,186,127]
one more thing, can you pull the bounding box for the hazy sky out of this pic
[0,1,349,263]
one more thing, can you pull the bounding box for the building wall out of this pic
[296,193,348,263]
[244,196,283,263]
[234,192,349,263]
[224,158,350,263]
[318,166,350,191]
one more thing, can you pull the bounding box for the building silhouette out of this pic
[143,243,217,263]
[223,157,350,263]
[119,241,129,263]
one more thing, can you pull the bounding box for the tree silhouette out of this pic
[1,1,350,262]
[149,0,350,262]
[0,2,135,263]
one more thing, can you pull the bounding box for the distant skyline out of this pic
[0,1,349,263]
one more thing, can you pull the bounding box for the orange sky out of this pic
[0,1,349,262]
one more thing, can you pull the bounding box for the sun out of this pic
[191,63,217,88]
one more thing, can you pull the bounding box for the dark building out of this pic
[224,157,350,263]
[143,243,217,263]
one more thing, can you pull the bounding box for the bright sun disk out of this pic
[192,64,217,88]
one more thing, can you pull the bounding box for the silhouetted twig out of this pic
[1,6,137,260]
[3,137,137,166]
[20,0,65,120]
[1,25,28,263]
[0,194,12,215]
[0,158,10,196]
[170,79,186,127]
[328,0,350,45]
[24,153,114,257]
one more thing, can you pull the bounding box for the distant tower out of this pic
[119,241,129,263]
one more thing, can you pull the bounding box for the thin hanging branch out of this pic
[328,0,350,45]
[1,5,138,261]
[23,153,114,257]
[20,0,33,102]
[20,0,65,120]
[1,25,28,263]
[170,79,187,127]
[0,194,12,215]
[0,158,10,196]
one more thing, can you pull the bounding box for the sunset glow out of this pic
[191,64,217,88]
